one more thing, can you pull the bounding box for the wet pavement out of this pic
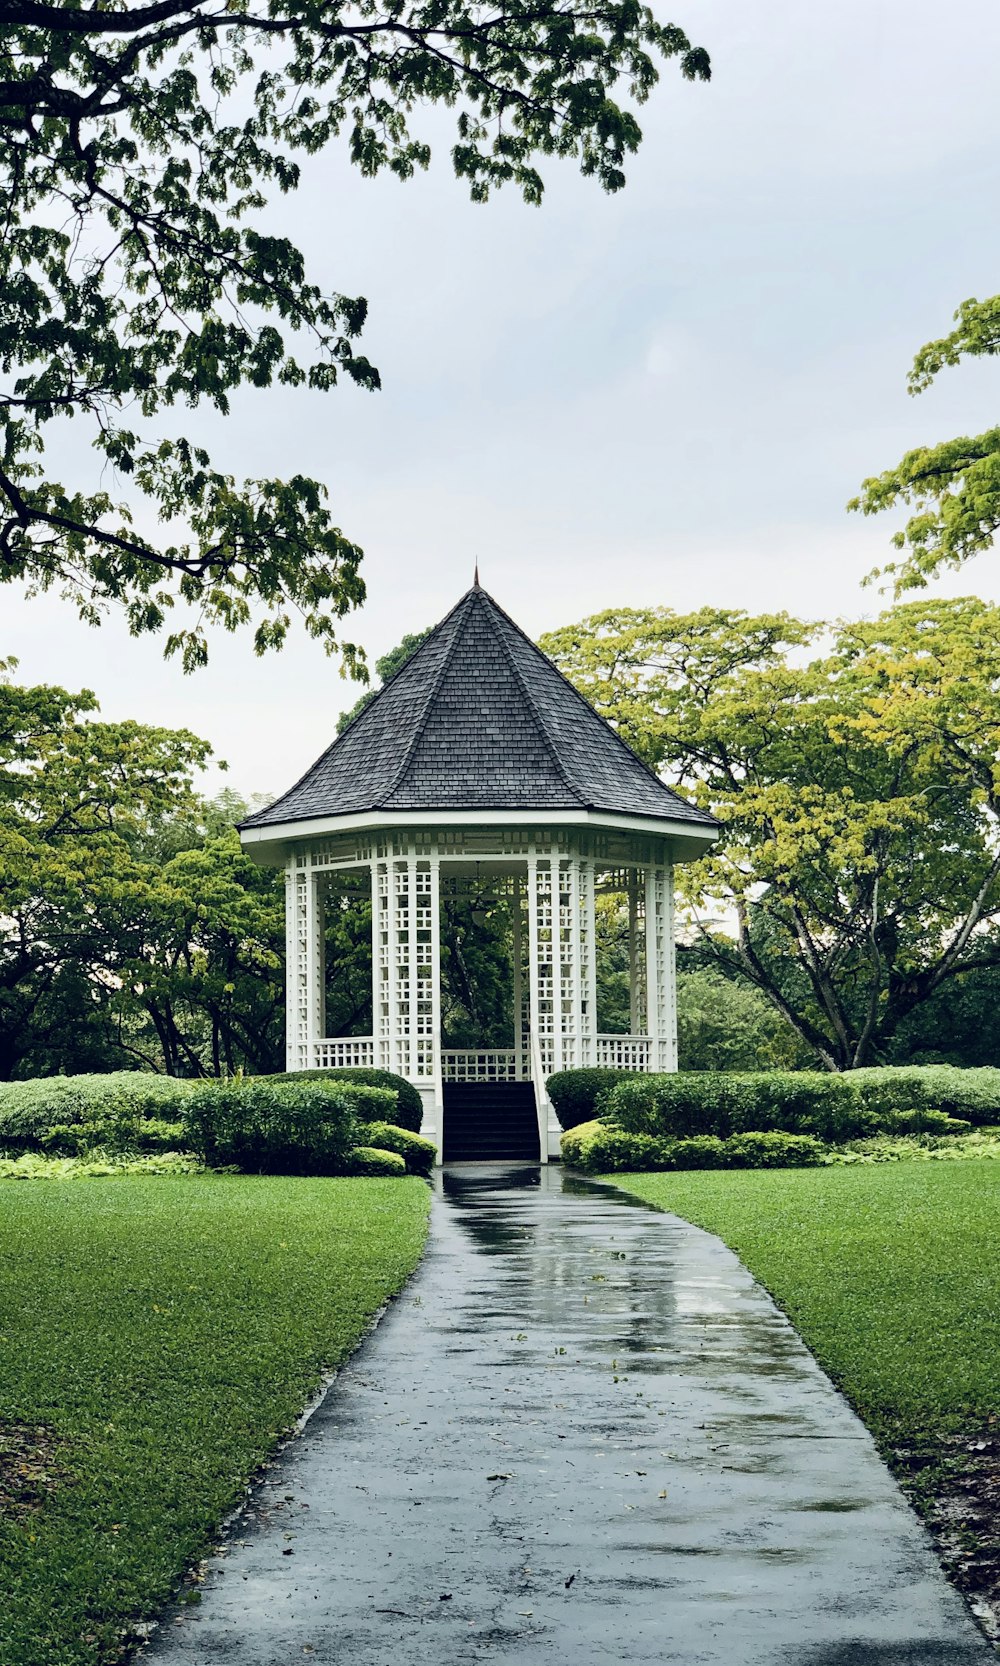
[146,1164,994,1665]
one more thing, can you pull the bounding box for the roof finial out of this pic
[473,561,480,589]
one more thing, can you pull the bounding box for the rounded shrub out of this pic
[182,1078,358,1174]
[725,1131,825,1168]
[268,1068,423,1131]
[669,1135,730,1170]
[357,1121,436,1176]
[348,1146,407,1177]
[546,1069,636,1130]
[561,1120,671,1174]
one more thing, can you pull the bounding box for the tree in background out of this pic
[336,629,432,732]
[542,596,1000,1070]
[0,667,292,1077]
[851,295,1000,591]
[0,1,708,669]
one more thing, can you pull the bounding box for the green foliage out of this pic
[182,1078,360,1173]
[0,1071,196,1148]
[337,631,432,732]
[347,1145,408,1176]
[356,1121,437,1176]
[275,1068,422,1131]
[0,2,708,665]
[848,1065,1000,1124]
[40,1116,187,1157]
[543,598,1000,1070]
[560,1119,824,1172]
[724,1131,825,1168]
[677,967,812,1071]
[0,674,289,1079]
[825,1129,1000,1165]
[546,1068,635,1129]
[0,1175,428,1664]
[601,1066,999,1143]
[850,294,1000,592]
[0,1150,204,1179]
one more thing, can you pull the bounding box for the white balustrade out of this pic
[440,1048,529,1083]
[596,1034,653,1071]
[310,1037,376,1070]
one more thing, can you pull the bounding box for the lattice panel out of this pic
[413,862,436,1081]
[578,859,597,1068]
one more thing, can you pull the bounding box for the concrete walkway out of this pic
[146,1165,993,1665]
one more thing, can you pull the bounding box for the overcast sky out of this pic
[5,0,1000,802]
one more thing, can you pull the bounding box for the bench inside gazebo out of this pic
[240,581,717,1164]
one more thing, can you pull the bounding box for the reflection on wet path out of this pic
[147,1164,991,1666]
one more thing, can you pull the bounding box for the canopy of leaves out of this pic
[542,596,1000,1070]
[851,294,1000,591]
[0,665,289,1077]
[0,0,708,667]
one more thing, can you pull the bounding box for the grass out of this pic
[611,1163,1000,1462]
[0,1174,429,1666]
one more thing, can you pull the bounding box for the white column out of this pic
[303,866,325,1068]
[644,862,660,1070]
[370,856,383,1068]
[660,863,678,1071]
[628,868,643,1035]
[512,871,524,1079]
[579,857,598,1067]
[429,854,442,1091]
[285,857,306,1070]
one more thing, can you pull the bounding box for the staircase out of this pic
[442,1082,541,1162]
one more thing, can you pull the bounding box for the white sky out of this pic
[4,0,1000,802]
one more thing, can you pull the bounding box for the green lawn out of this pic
[612,1164,1000,1469]
[0,1174,429,1666]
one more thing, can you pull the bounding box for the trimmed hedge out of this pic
[599,1069,993,1143]
[347,1145,408,1177]
[356,1121,436,1177]
[182,1078,362,1174]
[0,1073,197,1152]
[561,1120,825,1174]
[40,1117,187,1157]
[546,1068,634,1130]
[267,1068,423,1132]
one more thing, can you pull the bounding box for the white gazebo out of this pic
[240,582,717,1162]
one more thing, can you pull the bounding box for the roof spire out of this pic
[473,561,480,589]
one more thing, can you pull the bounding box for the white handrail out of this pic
[528,1027,551,1166]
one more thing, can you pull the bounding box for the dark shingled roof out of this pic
[242,585,717,830]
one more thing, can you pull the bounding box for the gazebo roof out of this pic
[241,583,717,834]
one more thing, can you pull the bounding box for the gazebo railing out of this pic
[310,1037,375,1070]
[304,1034,654,1077]
[596,1034,653,1071]
[441,1048,530,1083]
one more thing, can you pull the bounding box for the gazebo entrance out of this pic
[239,582,717,1163]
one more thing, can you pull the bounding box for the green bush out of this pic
[885,1108,971,1136]
[266,1068,423,1131]
[670,1135,730,1170]
[182,1078,358,1174]
[347,1145,407,1176]
[725,1131,825,1168]
[0,1073,197,1151]
[546,1069,635,1130]
[604,1072,876,1142]
[850,1066,1000,1126]
[561,1121,826,1174]
[356,1121,436,1176]
[40,1117,187,1157]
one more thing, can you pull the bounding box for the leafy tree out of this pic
[0,2,708,668]
[851,295,1000,591]
[0,662,212,1075]
[675,966,811,1072]
[336,628,431,732]
[542,596,1000,1070]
